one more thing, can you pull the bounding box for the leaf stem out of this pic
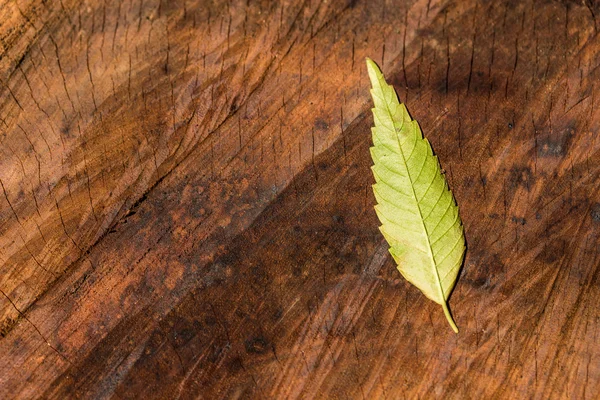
[442,301,459,333]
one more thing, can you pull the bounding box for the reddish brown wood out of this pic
[1,0,600,398]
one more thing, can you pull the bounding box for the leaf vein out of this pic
[422,187,447,221]
[417,172,437,202]
[371,154,408,177]
[430,217,460,247]
[412,151,430,184]
[426,197,454,235]
[433,234,464,266]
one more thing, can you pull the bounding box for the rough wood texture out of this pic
[1,0,599,398]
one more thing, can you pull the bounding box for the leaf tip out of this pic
[365,57,383,88]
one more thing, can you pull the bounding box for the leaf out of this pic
[366,58,465,333]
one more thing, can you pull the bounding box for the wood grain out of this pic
[1,0,599,398]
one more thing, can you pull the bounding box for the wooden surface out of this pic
[1,0,599,398]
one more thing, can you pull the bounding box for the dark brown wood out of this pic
[1,0,599,398]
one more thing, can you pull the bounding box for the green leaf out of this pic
[366,58,465,333]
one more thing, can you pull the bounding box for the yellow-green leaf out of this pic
[366,58,465,333]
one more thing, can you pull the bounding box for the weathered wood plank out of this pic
[1,0,599,398]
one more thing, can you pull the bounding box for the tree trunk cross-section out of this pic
[1,0,599,399]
